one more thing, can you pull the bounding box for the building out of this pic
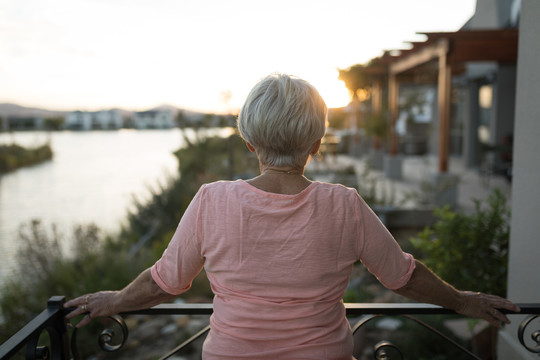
[455,0,519,173]
[342,0,539,356]
[4,116,44,131]
[65,110,123,130]
[497,0,540,358]
[131,110,175,129]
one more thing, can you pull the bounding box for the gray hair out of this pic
[237,73,327,168]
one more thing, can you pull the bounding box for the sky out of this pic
[0,0,477,114]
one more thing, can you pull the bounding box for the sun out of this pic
[311,74,352,110]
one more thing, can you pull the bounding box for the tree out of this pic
[338,64,371,100]
[44,117,65,130]
[339,61,390,150]
[175,110,187,128]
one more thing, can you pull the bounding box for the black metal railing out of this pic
[1,297,539,360]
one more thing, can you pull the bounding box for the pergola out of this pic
[372,29,519,173]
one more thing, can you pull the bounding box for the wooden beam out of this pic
[449,39,518,63]
[390,39,449,75]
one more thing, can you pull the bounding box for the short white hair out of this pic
[237,73,327,168]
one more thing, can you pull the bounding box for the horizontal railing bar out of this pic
[120,303,539,316]
[123,303,214,315]
[345,303,540,316]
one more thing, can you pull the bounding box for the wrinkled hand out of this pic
[455,291,520,328]
[65,291,119,328]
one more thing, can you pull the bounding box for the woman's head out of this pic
[238,73,327,168]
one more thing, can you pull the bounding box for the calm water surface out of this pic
[0,129,217,281]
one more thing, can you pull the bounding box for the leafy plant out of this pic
[363,111,390,141]
[0,143,53,173]
[0,220,152,347]
[410,189,510,297]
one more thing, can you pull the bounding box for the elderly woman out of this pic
[66,73,519,359]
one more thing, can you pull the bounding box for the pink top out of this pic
[151,180,415,359]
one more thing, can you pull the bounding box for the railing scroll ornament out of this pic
[351,313,481,360]
[97,315,128,352]
[518,314,540,354]
[374,341,403,360]
[25,334,49,360]
[70,315,128,359]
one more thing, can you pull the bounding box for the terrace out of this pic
[2,1,539,359]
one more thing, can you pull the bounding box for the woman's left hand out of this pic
[454,291,521,328]
[65,291,119,328]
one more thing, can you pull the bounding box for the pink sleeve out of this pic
[150,187,206,295]
[356,196,416,290]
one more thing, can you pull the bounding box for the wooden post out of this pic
[372,79,382,114]
[437,51,452,173]
[388,74,399,155]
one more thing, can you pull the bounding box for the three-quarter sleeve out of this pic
[356,196,416,290]
[151,187,206,295]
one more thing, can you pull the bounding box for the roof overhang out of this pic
[387,29,519,75]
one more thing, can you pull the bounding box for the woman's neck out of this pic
[260,165,304,176]
[247,164,311,195]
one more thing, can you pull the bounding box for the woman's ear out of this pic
[311,139,322,155]
[246,142,256,153]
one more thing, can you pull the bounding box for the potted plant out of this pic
[363,110,389,170]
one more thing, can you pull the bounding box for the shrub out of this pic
[0,143,53,173]
[0,220,152,344]
[410,189,510,297]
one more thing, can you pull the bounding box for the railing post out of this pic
[45,296,70,360]
[0,296,70,360]
[25,296,71,360]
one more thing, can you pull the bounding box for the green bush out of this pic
[0,220,152,347]
[0,143,53,173]
[410,189,510,297]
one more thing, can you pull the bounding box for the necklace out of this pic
[263,168,303,175]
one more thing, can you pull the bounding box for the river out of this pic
[0,128,228,283]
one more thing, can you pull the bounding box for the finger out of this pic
[483,310,503,328]
[65,295,88,308]
[64,299,78,308]
[500,301,521,313]
[76,313,93,328]
[484,295,521,312]
[65,305,87,320]
[491,308,511,325]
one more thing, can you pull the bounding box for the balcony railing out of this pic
[1,296,539,360]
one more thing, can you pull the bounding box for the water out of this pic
[0,129,219,282]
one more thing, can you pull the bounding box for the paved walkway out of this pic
[308,153,512,214]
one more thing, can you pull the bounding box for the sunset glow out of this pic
[0,0,476,113]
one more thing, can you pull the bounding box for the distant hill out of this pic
[0,103,68,118]
[0,103,206,120]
